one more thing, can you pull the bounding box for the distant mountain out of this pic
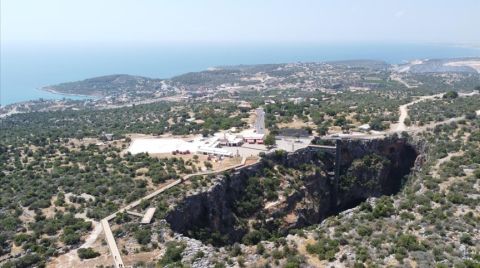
[43,74,163,96]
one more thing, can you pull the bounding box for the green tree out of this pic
[78,248,100,259]
[443,91,458,99]
[159,241,186,266]
[370,118,386,131]
[204,161,213,169]
[134,228,152,245]
[264,133,276,147]
[404,117,412,126]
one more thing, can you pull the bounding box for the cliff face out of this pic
[165,138,419,245]
[336,138,418,208]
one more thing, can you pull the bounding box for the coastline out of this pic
[2,54,480,108]
[40,86,99,99]
[0,87,96,111]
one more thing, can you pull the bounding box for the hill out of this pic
[43,74,164,96]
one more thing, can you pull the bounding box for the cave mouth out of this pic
[334,197,367,215]
[166,139,419,247]
[385,143,418,195]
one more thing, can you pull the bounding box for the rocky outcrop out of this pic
[166,137,419,245]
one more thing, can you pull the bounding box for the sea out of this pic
[1,42,479,106]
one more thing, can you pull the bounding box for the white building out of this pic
[197,146,233,157]
[216,132,244,146]
[240,129,265,144]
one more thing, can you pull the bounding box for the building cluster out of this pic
[197,108,266,157]
[128,108,267,158]
[218,108,265,144]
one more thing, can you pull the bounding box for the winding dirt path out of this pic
[393,93,443,132]
[49,221,103,268]
[392,91,478,133]
[390,73,417,88]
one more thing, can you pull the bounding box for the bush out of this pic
[264,133,276,146]
[230,243,242,257]
[62,232,81,245]
[306,237,339,261]
[396,234,422,251]
[460,233,473,245]
[443,91,458,99]
[465,112,476,120]
[373,196,395,218]
[77,248,100,259]
[370,118,388,131]
[204,161,213,169]
[2,254,42,268]
[404,117,412,126]
[242,230,263,245]
[356,225,373,237]
[134,228,152,245]
[284,255,305,268]
[159,241,186,266]
[256,243,265,254]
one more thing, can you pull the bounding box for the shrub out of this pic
[134,228,152,245]
[264,133,276,146]
[396,234,422,251]
[77,248,100,259]
[230,243,242,257]
[204,161,213,169]
[306,237,339,261]
[256,243,265,254]
[356,225,373,237]
[194,251,205,259]
[242,230,263,245]
[460,233,473,245]
[465,112,477,120]
[159,241,186,266]
[443,91,458,99]
[373,196,395,218]
[62,232,81,245]
[284,255,305,268]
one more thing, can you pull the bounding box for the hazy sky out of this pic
[1,0,479,44]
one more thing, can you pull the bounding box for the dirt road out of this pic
[393,93,443,132]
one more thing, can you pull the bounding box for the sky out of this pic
[1,0,480,45]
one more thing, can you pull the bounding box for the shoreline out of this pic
[40,86,100,99]
[3,55,480,108]
[0,88,96,110]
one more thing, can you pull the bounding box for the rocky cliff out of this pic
[165,137,419,245]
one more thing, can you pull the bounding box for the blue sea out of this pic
[1,42,479,106]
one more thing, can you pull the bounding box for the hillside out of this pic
[43,74,164,96]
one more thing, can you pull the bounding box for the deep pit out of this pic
[165,137,419,246]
